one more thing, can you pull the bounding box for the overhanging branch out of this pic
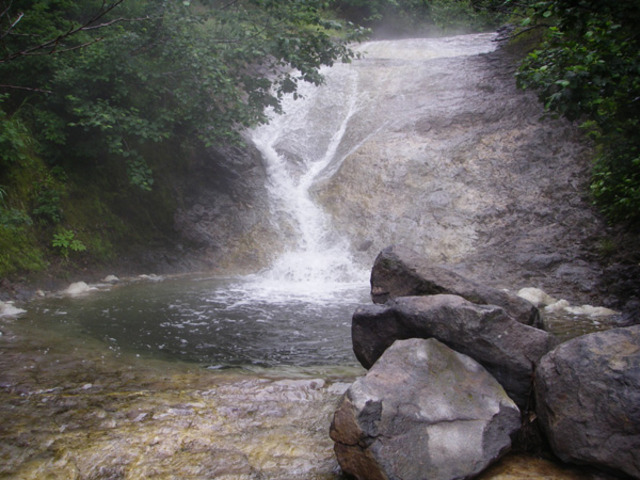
[0,0,133,64]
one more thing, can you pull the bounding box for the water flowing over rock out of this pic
[352,294,557,409]
[370,244,542,327]
[535,325,640,479]
[312,35,605,304]
[330,338,521,480]
[169,33,610,310]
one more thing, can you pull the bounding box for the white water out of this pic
[248,33,499,295]
[250,64,369,292]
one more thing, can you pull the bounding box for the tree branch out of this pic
[0,10,22,41]
[0,0,129,64]
[0,83,52,94]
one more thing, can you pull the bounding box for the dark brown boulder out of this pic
[352,294,557,409]
[370,245,542,328]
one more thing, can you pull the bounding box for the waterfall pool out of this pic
[20,274,370,369]
[0,274,610,479]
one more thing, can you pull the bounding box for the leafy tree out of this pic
[515,0,640,226]
[0,0,366,190]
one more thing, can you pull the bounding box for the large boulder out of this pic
[330,338,521,480]
[370,245,542,328]
[352,294,557,409]
[535,325,640,479]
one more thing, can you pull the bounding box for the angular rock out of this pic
[535,325,640,479]
[352,294,557,409]
[370,245,542,328]
[330,338,521,480]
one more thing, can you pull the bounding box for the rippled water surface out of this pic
[23,275,369,369]
[0,274,610,480]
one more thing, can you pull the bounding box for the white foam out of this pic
[63,281,96,296]
[0,300,26,317]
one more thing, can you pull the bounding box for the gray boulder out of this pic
[535,325,640,479]
[370,245,542,328]
[352,294,557,409]
[330,338,521,480]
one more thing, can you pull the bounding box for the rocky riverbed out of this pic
[0,305,619,480]
[0,310,358,479]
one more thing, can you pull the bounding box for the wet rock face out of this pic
[535,325,640,479]
[352,294,557,410]
[315,42,605,303]
[330,338,521,480]
[370,244,542,327]
[172,143,280,273]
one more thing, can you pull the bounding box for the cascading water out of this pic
[243,32,499,291]
[249,61,367,289]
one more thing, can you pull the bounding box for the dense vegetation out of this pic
[331,0,510,34]
[0,0,637,280]
[515,0,640,226]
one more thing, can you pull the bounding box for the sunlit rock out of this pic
[63,281,95,296]
[370,245,542,328]
[517,287,558,307]
[352,294,557,409]
[331,338,520,480]
[535,325,640,479]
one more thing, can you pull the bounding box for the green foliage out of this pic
[52,228,87,259]
[0,183,45,275]
[515,0,640,226]
[427,0,506,31]
[0,95,34,167]
[0,206,32,228]
[31,173,65,224]
[0,0,366,190]
[0,225,47,275]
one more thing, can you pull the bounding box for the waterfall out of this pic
[249,62,368,288]
[247,33,500,290]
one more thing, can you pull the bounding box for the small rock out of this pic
[63,282,94,296]
[517,287,557,307]
[0,300,26,317]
